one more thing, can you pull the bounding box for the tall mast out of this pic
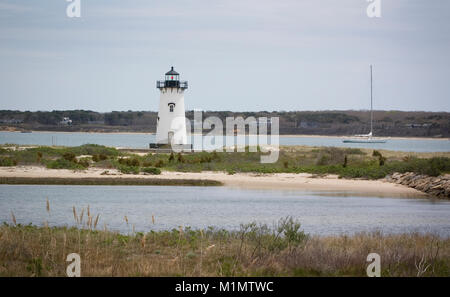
[370,65,373,136]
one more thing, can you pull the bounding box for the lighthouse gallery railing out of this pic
[156,81,188,89]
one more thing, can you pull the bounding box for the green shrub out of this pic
[371,150,386,166]
[25,147,61,158]
[36,152,43,162]
[118,157,140,167]
[412,157,450,176]
[26,257,43,277]
[276,216,308,248]
[46,158,84,170]
[66,144,119,157]
[141,167,161,175]
[386,157,450,177]
[239,216,308,254]
[372,150,382,158]
[202,155,212,163]
[0,157,17,166]
[118,165,139,174]
[212,151,220,161]
[129,158,140,167]
[339,166,388,179]
[227,169,236,175]
[77,158,90,168]
[62,152,76,162]
[92,154,108,162]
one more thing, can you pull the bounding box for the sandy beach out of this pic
[0,166,426,198]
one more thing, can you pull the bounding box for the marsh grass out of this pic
[0,220,448,277]
[0,202,448,277]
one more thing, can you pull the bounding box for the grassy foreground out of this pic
[0,219,448,277]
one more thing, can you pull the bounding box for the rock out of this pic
[392,172,402,179]
[431,184,443,190]
[387,172,449,199]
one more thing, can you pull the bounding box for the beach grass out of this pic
[0,220,448,277]
[1,144,449,180]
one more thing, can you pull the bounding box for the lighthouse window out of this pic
[168,103,175,112]
[166,75,179,81]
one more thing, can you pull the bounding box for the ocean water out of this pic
[1,185,449,236]
[0,131,449,152]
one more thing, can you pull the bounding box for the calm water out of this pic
[1,185,449,236]
[0,131,449,152]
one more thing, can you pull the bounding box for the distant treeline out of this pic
[0,110,449,137]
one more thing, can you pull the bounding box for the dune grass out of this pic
[0,220,448,277]
[1,144,450,180]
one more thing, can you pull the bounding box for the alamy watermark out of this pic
[366,253,381,277]
[66,0,81,18]
[366,0,381,18]
[66,253,81,277]
[167,111,279,163]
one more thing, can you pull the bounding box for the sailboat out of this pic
[343,65,388,144]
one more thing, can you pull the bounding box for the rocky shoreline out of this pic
[385,172,450,199]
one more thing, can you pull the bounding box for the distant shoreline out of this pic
[279,134,449,141]
[0,130,155,136]
[0,129,448,141]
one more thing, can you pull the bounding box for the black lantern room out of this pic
[157,66,188,90]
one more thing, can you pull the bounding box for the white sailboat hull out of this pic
[342,138,387,143]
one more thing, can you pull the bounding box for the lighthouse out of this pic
[155,67,188,146]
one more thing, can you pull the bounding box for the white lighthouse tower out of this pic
[155,67,188,146]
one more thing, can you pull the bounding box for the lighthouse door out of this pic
[168,131,174,144]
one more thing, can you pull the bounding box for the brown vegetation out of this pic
[0,222,448,277]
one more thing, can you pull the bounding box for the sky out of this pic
[0,0,449,112]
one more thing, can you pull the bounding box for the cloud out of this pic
[0,0,449,111]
